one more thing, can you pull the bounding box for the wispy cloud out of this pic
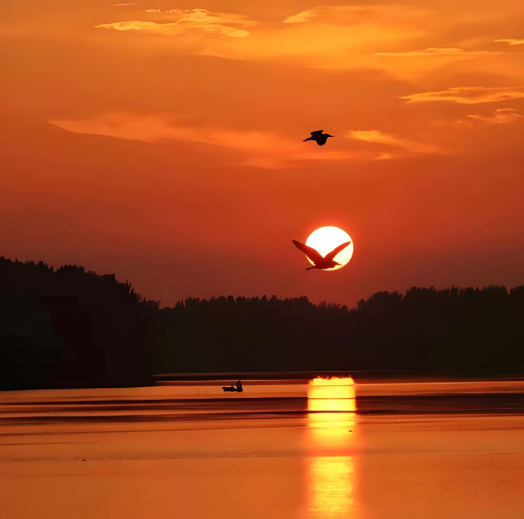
[195,4,430,70]
[373,152,395,160]
[466,108,521,126]
[375,47,499,57]
[49,113,378,169]
[283,5,430,24]
[347,130,439,153]
[400,86,524,104]
[494,39,524,46]
[283,6,361,24]
[96,9,253,38]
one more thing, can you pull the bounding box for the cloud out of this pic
[239,150,369,169]
[95,4,489,79]
[375,47,499,57]
[373,152,395,160]
[283,6,360,24]
[399,86,524,104]
[466,108,521,126]
[97,21,165,31]
[347,130,439,154]
[494,39,524,46]
[195,4,431,71]
[96,9,253,38]
[49,113,378,169]
[432,108,522,131]
[283,5,430,24]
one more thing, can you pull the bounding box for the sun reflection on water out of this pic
[308,376,356,433]
[304,377,356,518]
[307,456,355,518]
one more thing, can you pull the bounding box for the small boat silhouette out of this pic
[222,380,243,392]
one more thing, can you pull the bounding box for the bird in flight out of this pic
[292,240,351,271]
[303,130,334,146]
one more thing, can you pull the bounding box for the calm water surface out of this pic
[1,380,524,519]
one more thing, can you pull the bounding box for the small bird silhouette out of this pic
[292,240,351,271]
[303,130,334,146]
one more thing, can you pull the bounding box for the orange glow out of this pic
[3,0,524,308]
[305,227,354,271]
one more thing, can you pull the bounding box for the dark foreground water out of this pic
[1,380,524,519]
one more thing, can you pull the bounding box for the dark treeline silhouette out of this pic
[2,256,524,390]
[153,288,524,376]
[0,257,158,390]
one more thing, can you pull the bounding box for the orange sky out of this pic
[2,0,524,307]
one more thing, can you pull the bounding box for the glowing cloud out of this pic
[347,130,439,153]
[375,47,499,57]
[494,39,524,46]
[96,9,252,37]
[49,113,378,169]
[283,5,430,24]
[97,21,165,31]
[400,86,524,104]
[374,152,395,160]
[199,4,429,70]
[466,108,522,126]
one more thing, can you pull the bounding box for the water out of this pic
[1,379,524,518]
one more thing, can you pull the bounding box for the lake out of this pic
[1,378,524,518]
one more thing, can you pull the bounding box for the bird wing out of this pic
[292,240,324,264]
[311,130,323,136]
[324,241,351,261]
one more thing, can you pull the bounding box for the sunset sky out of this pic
[2,0,524,307]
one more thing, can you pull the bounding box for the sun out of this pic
[305,226,354,271]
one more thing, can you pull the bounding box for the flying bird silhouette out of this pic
[303,130,334,146]
[292,240,351,271]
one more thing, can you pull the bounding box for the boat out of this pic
[222,386,240,392]
[222,381,243,393]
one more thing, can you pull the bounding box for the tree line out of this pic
[0,257,158,389]
[1,256,523,389]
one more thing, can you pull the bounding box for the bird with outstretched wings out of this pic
[302,130,334,146]
[292,240,324,264]
[292,239,351,271]
[324,241,351,261]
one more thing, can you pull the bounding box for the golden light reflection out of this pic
[307,457,355,518]
[308,397,356,430]
[309,376,356,397]
[304,377,357,518]
[307,376,356,435]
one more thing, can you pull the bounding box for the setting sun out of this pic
[305,227,354,271]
